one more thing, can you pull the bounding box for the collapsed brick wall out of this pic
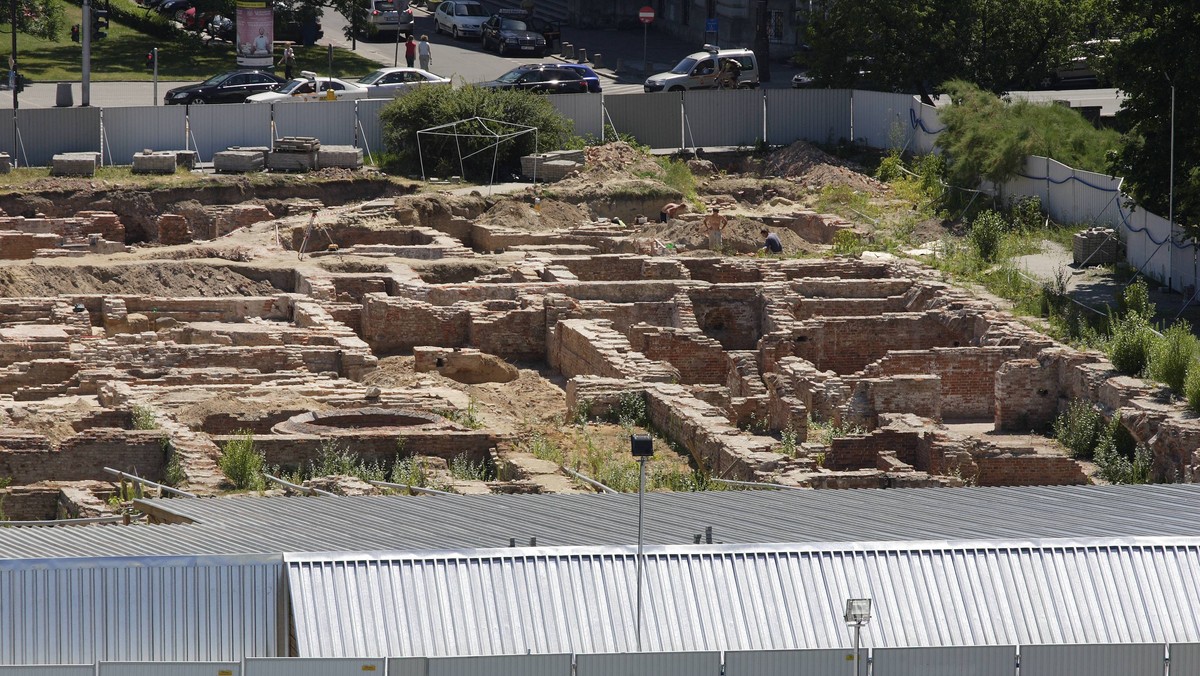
[224,431,496,468]
[0,429,166,484]
[793,313,971,375]
[847,375,941,428]
[550,319,678,382]
[859,346,1020,419]
[0,232,60,259]
[629,325,727,384]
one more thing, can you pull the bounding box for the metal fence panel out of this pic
[102,106,187,165]
[724,648,857,675]
[427,654,571,676]
[1123,205,1173,286]
[0,558,282,665]
[604,93,682,149]
[1170,230,1197,295]
[357,99,390,160]
[1170,643,1200,676]
[872,645,1016,676]
[1019,643,1164,676]
[764,89,851,147]
[682,90,764,147]
[188,104,272,162]
[98,663,238,676]
[575,651,720,676]
[852,91,918,151]
[15,107,101,166]
[0,667,94,676]
[910,101,943,154]
[0,110,14,162]
[244,658,384,676]
[549,93,603,140]
[272,100,357,146]
[385,658,427,676]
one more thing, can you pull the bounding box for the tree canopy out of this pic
[805,0,1112,97]
[1107,1,1200,233]
[1,0,65,41]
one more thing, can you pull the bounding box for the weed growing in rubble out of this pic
[524,433,565,465]
[806,417,866,445]
[131,406,158,430]
[163,439,185,488]
[831,230,867,256]
[310,439,387,482]
[449,453,496,482]
[1053,399,1103,459]
[437,399,485,430]
[1149,321,1199,395]
[614,392,649,431]
[568,398,593,426]
[219,431,265,491]
[779,426,799,457]
[390,455,430,491]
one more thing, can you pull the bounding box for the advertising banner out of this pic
[236,0,274,68]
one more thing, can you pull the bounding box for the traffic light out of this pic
[91,8,109,39]
[145,50,156,68]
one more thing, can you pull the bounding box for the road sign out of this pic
[705,17,718,32]
[639,6,654,23]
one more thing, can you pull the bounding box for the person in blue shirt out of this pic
[760,228,783,253]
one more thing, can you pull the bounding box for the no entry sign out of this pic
[639,6,654,23]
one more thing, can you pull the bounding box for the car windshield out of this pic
[202,72,234,86]
[277,79,312,94]
[357,70,386,85]
[496,69,524,83]
[500,18,527,30]
[670,57,698,74]
[456,3,485,15]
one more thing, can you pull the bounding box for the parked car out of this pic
[164,70,285,105]
[362,0,414,39]
[357,67,451,97]
[246,73,367,103]
[481,14,547,56]
[434,0,488,39]
[479,64,587,94]
[644,45,759,92]
[791,70,814,88]
[518,62,600,92]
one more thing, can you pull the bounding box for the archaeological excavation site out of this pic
[0,142,1197,524]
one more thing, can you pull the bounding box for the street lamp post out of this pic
[843,598,872,676]
[630,433,653,653]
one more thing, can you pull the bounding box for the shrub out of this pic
[219,431,264,490]
[449,453,496,481]
[1053,399,1102,459]
[831,230,866,256]
[875,152,905,182]
[614,391,649,430]
[131,405,158,430]
[1010,196,1044,231]
[1106,314,1156,376]
[1118,278,1154,322]
[379,85,577,180]
[1095,441,1153,485]
[968,209,1006,262]
[390,455,428,489]
[1186,362,1200,412]
[1149,321,1199,394]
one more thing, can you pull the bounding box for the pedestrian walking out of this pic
[278,45,296,80]
[704,207,727,251]
[404,35,417,68]
[418,35,432,71]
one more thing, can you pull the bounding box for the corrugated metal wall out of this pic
[15,108,101,166]
[909,101,942,154]
[548,94,603,140]
[1169,643,1200,674]
[1019,643,1165,676]
[724,648,856,676]
[872,646,1016,676]
[427,654,570,676]
[764,89,851,147]
[1170,232,1197,295]
[575,651,720,676]
[272,101,357,146]
[0,557,283,665]
[188,104,272,161]
[102,106,187,165]
[356,99,390,160]
[98,663,238,676]
[683,90,764,147]
[604,93,682,149]
[244,658,384,676]
[384,658,428,676]
[0,666,94,676]
[852,91,919,151]
[0,111,15,163]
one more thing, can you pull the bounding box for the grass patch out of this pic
[814,184,883,222]
[218,430,265,490]
[9,2,379,82]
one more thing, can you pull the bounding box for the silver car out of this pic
[363,0,414,38]
[356,67,452,97]
[434,0,487,39]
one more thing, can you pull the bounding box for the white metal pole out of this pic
[81,0,91,107]
[1168,83,1175,231]
[853,623,861,676]
[635,454,647,652]
[642,22,647,74]
[152,47,158,106]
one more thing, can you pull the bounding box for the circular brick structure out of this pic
[272,408,445,436]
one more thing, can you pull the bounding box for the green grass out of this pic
[8,1,380,82]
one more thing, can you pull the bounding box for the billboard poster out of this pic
[236,0,274,68]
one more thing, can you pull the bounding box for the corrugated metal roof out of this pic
[285,538,1200,657]
[5,483,1200,561]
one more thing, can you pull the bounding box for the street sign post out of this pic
[639,6,654,75]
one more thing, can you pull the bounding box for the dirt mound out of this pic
[0,262,280,297]
[583,142,660,177]
[476,198,588,232]
[634,215,817,255]
[764,141,887,194]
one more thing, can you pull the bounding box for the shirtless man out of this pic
[704,207,727,250]
[659,202,686,223]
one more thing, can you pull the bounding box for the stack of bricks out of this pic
[155,213,192,245]
[521,150,585,181]
[1072,227,1119,266]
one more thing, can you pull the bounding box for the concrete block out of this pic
[267,150,317,172]
[51,153,100,177]
[213,150,266,174]
[131,151,178,175]
[174,150,199,170]
[317,145,363,170]
[0,153,10,174]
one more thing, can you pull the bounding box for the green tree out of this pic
[805,0,1111,97]
[1107,2,1200,234]
[1,0,65,40]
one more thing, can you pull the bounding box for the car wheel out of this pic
[435,19,442,34]
[498,41,507,55]
[190,97,206,104]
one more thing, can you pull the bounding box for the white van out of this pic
[644,46,759,92]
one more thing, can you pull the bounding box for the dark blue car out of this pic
[517,63,601,93]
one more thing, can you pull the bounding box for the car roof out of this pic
[684,48,755,60]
